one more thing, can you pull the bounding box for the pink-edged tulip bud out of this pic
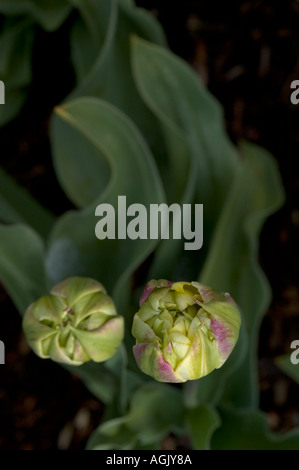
[22,277,124,366]
[132,280,241,383]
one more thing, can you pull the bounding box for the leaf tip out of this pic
[54,105,68,118]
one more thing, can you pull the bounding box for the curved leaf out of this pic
[87,382,184,450]
[198,141,285,408]
[275,354,299,385]
[185,405,221,450]
[0,0,72,31]
[0,224,47,314]
[126,383,184,445]
[64,361,118,406]
[131,37,238,215]
[131,36,239,279]
[48,97,165,311]
[69,0,116,84]
[64,0,166,188]
[0,17,34,126]
[87,416,137,450]
[212,406,299,450]
[0,168,55,238]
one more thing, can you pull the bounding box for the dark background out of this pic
[1,0,299,449]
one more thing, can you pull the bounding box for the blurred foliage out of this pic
[275,354,299,385]
[0,0,298,450]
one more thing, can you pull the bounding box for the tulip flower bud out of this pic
[132,280,241,383]
[22,277,124,366]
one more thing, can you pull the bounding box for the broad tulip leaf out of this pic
[212,406,299,450]
[50,101,111,208]
[126,383,184,445]
[63,0,166,197]
[0,168,55,238]
[185,405,221,450]
[131,37,239,279]
[87,382,184,450]
[68,0,116,84]
[48,97,165,311]
[131,36,238,218]
[275,354,299,385]
[132,36,193,202]
[69,0,166,96]
[105,343,143,413]
[0,89,27,127]
[60,0,166,207]
[0,18,34,126]
[0,224,48,314]
[0,0,72,31]
[198,141,285,408]
[64,362,118,405]
[87,417,137,450]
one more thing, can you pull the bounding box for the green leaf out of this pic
[275,354,299,385]
[70,16,104,84]
[0,0,72,31]
[0,224,48,314]
[132,37,192,203]
[69,0,115,83]
[66,0,167,170]
[185,405,221,450]
[131,36,239,279]
[0,89,27,127]
[50,101,111,208]
[199,141,285,408]
[87,416,137,450]
[48,97,165,311]
[64,361,118,405]
[0,17,34,126]
[126,383,184,445]
[87,382,184,450]
[69,0,166,92]
[0,18,34,88]
[106,345,144,417]
[212,406,299,450]
[131,36,238,214]
[58,1,167,208]
[0,168,55,238]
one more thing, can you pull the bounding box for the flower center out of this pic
[143,284,216,369]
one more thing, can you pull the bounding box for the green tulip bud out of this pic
[22,277,124,366]
[132,280,241,383]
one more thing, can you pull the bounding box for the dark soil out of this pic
[1,0,299,449]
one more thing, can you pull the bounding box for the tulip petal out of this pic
[51,277,106,305]
[133,343,183,383]
[139,279,173,306]
[200,299,241,366]
[175,330,219,380]
[71,316,124,362]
